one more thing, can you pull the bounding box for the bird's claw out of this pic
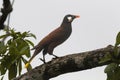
[39,58,46,64]
[55,56,59,58]
[52,54,59,58]
[53,56,59,60]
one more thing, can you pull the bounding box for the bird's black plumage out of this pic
[25,14,80,67]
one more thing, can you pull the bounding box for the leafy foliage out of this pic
[105,63,120,80]
[0,29,35,80]
[101,32,120,80]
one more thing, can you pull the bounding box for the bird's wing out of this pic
[46,27,67,42]
[33,27,69,49]
[33,27,64,49]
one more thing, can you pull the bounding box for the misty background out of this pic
[0,0,120,80]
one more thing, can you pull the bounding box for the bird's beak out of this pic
[74,15,80,18]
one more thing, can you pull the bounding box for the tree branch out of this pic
[0,0,12,30]
[13,45,115,80]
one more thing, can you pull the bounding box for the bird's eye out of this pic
[67,16,72,22]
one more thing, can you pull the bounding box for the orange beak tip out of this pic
[76,15,80,18]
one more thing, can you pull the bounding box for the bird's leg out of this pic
[47,44,59,59]
[40,54,46,64]
[43,54,46,63]
[40,48,48,64]
[52,54,59,59]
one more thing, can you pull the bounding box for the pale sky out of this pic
[1,0,120,80]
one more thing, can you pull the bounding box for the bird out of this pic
[25,14,80,68]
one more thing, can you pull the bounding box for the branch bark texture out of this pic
[13,45,115,80]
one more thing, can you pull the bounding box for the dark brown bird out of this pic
[25,14,80,68]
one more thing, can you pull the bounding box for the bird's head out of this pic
[63,14,80,23]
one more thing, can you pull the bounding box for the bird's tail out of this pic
[25,47,43,68]
[24,53,36,68]
[31,46,37,50]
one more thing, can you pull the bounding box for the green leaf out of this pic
[17,59,22,75]
[113,32,120,58]
[104,63,118,73]
[105,63,120,80]
[8,63,17,80]
[0,42,7,55]
[15,38,30,57]
[10,28,15,34]
[115,32,120,46]
[0,29,35,79]
[7,39,12,45]
[28,33,36,39]
[21,31,28,38]
[19,46,29,55]
[8,41,19,55]
[0,76,4,80]
[1,55,14,69]
[25,39,34,47]
[0,64,7,75]
[0,34,10,39]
